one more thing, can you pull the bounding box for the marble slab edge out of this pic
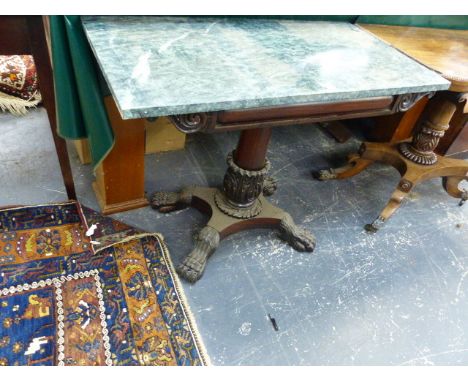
[81,17,451,121]
[117,83,449,120]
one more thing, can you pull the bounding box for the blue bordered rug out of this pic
[0,201,209,366]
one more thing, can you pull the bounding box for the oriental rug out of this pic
[0,55,42,116]
[81,206,143,250]
[0,202,208,366]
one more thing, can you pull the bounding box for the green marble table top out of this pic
[81,16,450,119]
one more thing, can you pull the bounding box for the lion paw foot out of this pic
[177,255,206,283]
[150,190,191,213]
[278,215,316,252]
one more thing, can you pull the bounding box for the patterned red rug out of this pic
[0,55,42,116]
[0,202,209,366]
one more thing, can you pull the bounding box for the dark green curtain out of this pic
[50,16,114,169]
[356,15,468,30]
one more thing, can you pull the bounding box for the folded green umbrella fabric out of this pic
[50,16,114,170]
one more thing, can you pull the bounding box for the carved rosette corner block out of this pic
[398,179,413,193]
[214,151,271,219]
[393,92,434,113]
[169,112,217,133]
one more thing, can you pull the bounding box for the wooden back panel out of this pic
[0,16,31,54]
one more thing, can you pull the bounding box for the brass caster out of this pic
[364,216,386,233]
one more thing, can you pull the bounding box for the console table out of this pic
[317,24,468,232]
[82,17,449,282]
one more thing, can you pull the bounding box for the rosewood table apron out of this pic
[82,17,449,282]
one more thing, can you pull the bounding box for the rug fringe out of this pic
[0,90,42,116]
[156,234,212,366]
[0,200,77,211]
[95,232,212,366]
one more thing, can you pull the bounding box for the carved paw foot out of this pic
[177,255,207,283]
[312,169,337,181]
[313,155,371,181]
[263,176,278,196]
[278,214,316,252]
[149,188,192,213]
[176,226,220,283]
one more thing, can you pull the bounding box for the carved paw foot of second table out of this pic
[313,150,374,181]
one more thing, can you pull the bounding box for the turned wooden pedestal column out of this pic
[151,127,315,283]
[398,98,455,165]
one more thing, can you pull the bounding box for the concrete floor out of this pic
[1,107,467,365]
